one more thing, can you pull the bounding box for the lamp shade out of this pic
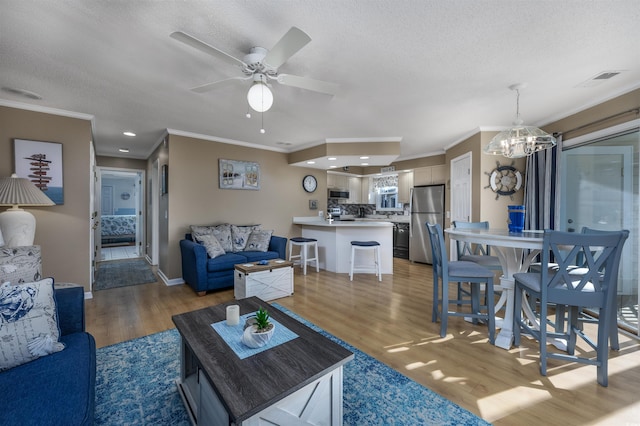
[0,174,54,247]
[484,123,557,158]
[484,84,557,158]
[247,82,273,112]
[0,173,56,207]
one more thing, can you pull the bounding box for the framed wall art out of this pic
[219,159,260,190]
[14,139,64,204]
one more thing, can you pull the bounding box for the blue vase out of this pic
[508,205,525,233]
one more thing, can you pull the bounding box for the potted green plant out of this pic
[242,307,276,348]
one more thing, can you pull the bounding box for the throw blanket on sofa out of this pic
[101,215,136,245]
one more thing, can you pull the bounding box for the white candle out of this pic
[226,305,240,326]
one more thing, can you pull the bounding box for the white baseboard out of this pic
[158,269,184,286]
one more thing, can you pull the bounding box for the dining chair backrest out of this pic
[451,221,491,258]
[426,222,447,279]
[540,229,628,308]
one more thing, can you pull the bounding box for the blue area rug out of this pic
[95,305,490,425]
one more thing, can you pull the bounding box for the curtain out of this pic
[523,134,562,231]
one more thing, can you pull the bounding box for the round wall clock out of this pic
[485,162,522,200]
[302,175,317,193]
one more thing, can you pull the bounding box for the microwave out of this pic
[328,189,350,199]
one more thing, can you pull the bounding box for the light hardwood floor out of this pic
[85,258,640,425]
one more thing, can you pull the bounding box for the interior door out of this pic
[450,152,471,259]
[92,159,102,283]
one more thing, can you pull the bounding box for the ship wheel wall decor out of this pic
[484,161,522,200]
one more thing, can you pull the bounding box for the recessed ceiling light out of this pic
[119,148,130,153]
[329,165,337,168]
[361,163,369,166]
[328,157,337,161]
[360,156,369,160]
[307,161,315,165]
[123,131,136,137]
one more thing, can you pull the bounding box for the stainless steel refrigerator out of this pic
[409,184,445,264]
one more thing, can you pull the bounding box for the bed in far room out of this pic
[101,211,136,246]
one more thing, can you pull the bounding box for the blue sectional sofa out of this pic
[180,233,287,295]
[0,285,96,425]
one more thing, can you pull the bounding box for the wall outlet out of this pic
[318,210,324,217]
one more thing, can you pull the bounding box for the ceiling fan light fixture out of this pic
[484,84,556,158]
[247,75,273,112]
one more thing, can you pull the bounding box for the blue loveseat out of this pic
[180,233,287,296]
[0,285,96,425]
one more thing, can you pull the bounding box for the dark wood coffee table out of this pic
[172,296,354,425]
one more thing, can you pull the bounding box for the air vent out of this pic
[1,86,43,100]
[576,70,624,88]
[593,71,621,80]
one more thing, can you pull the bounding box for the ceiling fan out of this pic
[170,27,339,111]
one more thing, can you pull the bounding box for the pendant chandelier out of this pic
[484,84,556,158]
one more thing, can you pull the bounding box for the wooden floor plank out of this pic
[85,258,640,425]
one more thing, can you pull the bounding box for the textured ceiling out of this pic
[1,0,639,168]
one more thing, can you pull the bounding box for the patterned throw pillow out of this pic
[0,278,65,372]
[190,224,233,253]
[194,234,226,259]
[245,230,273,252]
[0,246,42,284]
[231,225,261,252]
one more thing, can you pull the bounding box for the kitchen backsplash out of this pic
[327,201,409,216]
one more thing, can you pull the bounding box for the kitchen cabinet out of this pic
[361,177,374,204]
[327,173,348,190]
[413,165,446,186]
[348,176,361,204]
[397,172,414,203]
[431,165,446,183]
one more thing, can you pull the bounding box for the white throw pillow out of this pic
[0,278,65,372]
[245,230,273,252]
[194,234,226,259]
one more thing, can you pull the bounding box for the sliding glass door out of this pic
[560,128,639,335]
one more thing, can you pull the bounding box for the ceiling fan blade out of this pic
[190,76,251,93]
[170,31,246,67]
[263,27,311,69]
[277,74,339,96]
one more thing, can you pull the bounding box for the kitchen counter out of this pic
[293,217,394,227]
[292,217,393,275]
[294,215,410,224]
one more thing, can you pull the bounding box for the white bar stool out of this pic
[288,237,319,275]
[349,241,381,281]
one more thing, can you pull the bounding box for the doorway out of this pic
[450,152,472,259]
[96,167,145,262]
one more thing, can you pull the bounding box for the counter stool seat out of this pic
[350,241,381,281]
[289,237,319,275]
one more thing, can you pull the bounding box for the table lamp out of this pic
[0,173,55,247]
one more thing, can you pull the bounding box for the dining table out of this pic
[445,227,544,350]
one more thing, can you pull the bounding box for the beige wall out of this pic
[160,134,324,280]
[0,106,92,290]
